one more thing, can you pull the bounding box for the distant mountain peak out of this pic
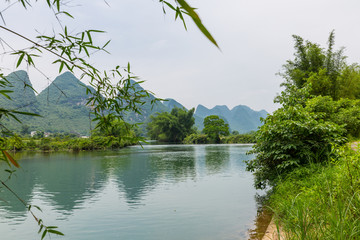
[194,103,268,133]
[163,98,186,110]
[37,72,91,106]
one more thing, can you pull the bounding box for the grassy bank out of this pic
[1,135,138,152]
[269,145,360,239]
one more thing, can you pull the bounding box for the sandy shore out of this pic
[261,218,285,240]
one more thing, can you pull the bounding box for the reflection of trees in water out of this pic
[248,192,273,240]
[39,153,107,213]
[0,162,36,219]
[103,152,158,207]
[0,145,252,220]
[149,146,196,181]
[102,146,196,207]
[204,145,230,174]
[0,152,108,219]
[0,146,197,217]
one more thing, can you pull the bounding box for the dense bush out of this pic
[183,133,209,144]
[223,132,256,144]
[247,103,346,189]
[305,96,360,138]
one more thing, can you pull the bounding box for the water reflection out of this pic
[205,145,230,174]
[248,193,272,240]
[1,145,243,215]
[104,151,158,206]
[0,152,108,218]
[149,145,196,181]
[0,144,262,240]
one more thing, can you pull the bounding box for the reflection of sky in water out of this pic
[0,144,260,240]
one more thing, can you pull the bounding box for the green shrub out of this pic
[223,133,256,143]
[247,104,346,189]
[183,133,209,144]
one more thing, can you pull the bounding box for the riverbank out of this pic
[264,145,360,239]
[262,219,284,240]
[1,135,139,152]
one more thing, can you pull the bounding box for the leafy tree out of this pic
[202,115,229,143]
[147,107,195,142]
[279,31,357,101]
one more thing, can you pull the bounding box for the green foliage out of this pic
[1,135,137,152]
[223,132,256,144]
[247,88,347,189]
[7,134,25,151]
[183,133,209,144]
[202,115,230,143]
[270,146,360,239]
[280,31,360,101]
[147,107,195,142]
[305,96,360,138]
[183,132,255,144]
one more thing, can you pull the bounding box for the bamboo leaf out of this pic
[11,111,41,117]
[176,0,219,49]
[57,11,74,18]
[59,61,64,73]
[3,150,20,168]
[41,229,47,240]
[16,52,25,68]
[47,229,64,236]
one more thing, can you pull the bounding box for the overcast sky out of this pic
[2,0,360,112]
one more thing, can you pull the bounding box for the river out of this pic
[0,144,262,240]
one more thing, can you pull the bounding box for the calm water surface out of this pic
[0,144,261,240]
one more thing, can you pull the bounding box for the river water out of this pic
[0,144,262,240]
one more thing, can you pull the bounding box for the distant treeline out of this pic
[147,107,256,144]
[1,134,138,152]
[184,132,256,144]
[1,130,256,152]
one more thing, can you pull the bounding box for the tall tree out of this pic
[147,107,195,142]
[202,115,229,143]
[279,31,347,101]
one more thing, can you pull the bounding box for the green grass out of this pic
[269,146,360,239]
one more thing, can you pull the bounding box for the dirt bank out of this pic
[261,218,284,240]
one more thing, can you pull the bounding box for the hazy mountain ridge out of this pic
[0,70,41,114]
[1,71,268,135]
[194,104,267,133]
